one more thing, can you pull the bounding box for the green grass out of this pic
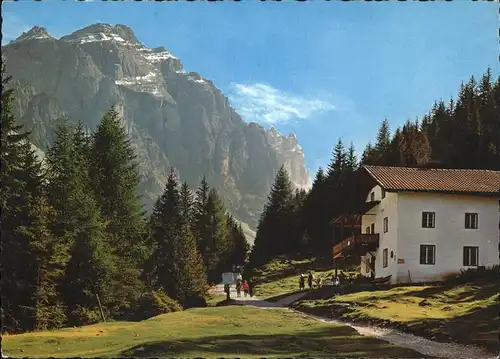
[2,306,427,358]
[293,282,500,354]
[252,257,355,300]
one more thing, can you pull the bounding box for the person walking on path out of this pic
[248,278,254,297]
[236,276,242,298]
[299,273,305,291]
[224,284,231,300]
[307,271,314,290]
[243,281,249,297]
[316,276,322,289]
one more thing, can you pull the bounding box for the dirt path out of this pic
[213,285,498,359]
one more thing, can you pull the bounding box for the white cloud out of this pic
[228,83,335,124]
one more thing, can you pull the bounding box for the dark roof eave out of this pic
[384,189,500,197]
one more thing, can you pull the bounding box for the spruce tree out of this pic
[326,138,346,180]
[174,220,208,308]
[249,166,296,267]
[148,168,182,297]
[0,65,42,331]
[89,107,144,259]
[29,194,68,330]
[179,181,195,226]
[374,119,391,164]
[193,177,210,254]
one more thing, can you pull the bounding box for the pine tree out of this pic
[326,138,346,179]
[249,166,296,267]
[147,168,182,297]
[345,142,358,170]
[179,181,195,226]
[193,177,210,255]
[0,64,43,331]
[62,192,114,325]
[89,107,146,314]
[147,169,208,306]
[174,220,208,308]
[204,188,229,283]
[29,194,68,330]
[89,107,144,259]
[374,119,391,164]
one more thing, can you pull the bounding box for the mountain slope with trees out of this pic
[0,64,248,334]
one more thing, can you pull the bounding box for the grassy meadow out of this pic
[2,305,426,358]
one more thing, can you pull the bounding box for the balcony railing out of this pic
[333,233,380,259]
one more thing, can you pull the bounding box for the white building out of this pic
[333,165,500,284]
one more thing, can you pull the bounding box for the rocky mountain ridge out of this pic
[3,24,311,236]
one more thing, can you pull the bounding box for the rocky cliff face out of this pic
[2,24,310,233]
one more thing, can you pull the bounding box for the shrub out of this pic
[70,305,104,326]
[132,290,183,321]
[444,265,499,285]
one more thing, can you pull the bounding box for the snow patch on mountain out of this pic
[115,72,164,97]
[13,26,53,43]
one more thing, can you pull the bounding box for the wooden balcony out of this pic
[332,233,380,260]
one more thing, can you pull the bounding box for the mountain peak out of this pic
[14,26,53,43]
[60,23,140,45]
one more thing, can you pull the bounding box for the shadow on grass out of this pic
[120,326,430,358]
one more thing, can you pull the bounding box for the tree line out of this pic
[1,65,248,333]
[247,68,500,269]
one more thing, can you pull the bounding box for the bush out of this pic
[444,265,499,285]
[132,290,183,321]
[70,305,104,326]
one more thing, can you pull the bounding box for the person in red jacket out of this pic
[243,281,249,297]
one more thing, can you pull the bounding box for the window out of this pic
[420,245,436,265]
[382,248,388,268]
[463,246,479,266]
[465,213,478,229]
[366,226,370,234]
[381,188,386,199]
[370,192,375,202]
[383,217,388,233]
[422,212,435,228]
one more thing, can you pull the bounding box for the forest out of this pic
[247,68,500,271]
[1,64,248,333]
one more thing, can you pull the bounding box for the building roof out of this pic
[362,165,500,196]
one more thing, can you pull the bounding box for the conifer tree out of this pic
[374,119,391,164]
[148,168,182,297]
[175,220,208,308]
[89,107,144,259]
[179,181,195,226]
[62,192,114,325]
[326,138,346,180]
[204,188,229,282]
[0,65,43,331]
[249,166,296,267]
[193,177,210,254]
[29,195,68,330]
[89,107,146,314]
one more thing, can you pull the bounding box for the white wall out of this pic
[395,192,499,283]
[361,185,400,281]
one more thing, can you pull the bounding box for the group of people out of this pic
[299,271,351,291]
[235,273,253,298]
[299,271,321,290]
[224,272,253,300]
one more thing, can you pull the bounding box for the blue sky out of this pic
[2,1,499,176]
